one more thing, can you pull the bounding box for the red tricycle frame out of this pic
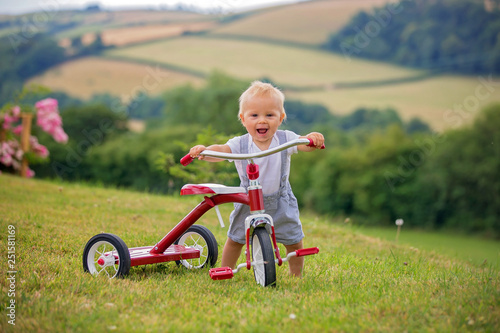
[83,138,322,286]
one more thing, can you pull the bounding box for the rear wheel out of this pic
[251,227,276,287]
[83,233,130,279]
[175,225,218,269]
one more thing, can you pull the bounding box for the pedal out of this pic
[209,267,234,280]
[295,247,319,257]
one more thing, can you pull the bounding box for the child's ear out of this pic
[280,113,285,123]
[239,113,245,122]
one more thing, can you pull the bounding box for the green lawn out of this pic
[350,224,500,270]
[0,174,499,332]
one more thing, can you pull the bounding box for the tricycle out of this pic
[82,138,321,287]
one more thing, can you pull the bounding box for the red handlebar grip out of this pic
[307,138,325,149]
[180,154,194,166]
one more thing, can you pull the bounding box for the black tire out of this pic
[174,225,218,269]
[251,227,276,287]
[83,233,131,279]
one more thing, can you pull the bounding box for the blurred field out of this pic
[59,21,218,47]
[28,57,204,100]
[98,21,216,46]
[54,10,215,39]
[211,0,397,45]
[107,36,420,85]
[289,75,500,130]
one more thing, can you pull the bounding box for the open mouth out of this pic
[257,128,268,135]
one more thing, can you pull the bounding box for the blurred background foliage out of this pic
[325,0,500,73]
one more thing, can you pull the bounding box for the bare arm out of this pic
[189,144,232,162]
[297,132,325,152]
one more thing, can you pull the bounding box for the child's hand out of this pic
[306,132,325,149]
[189,145,207,160]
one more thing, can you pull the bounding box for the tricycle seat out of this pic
[181,183,246,196]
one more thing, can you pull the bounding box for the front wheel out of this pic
[251,227,276,287]
[83,233,131,279]
[175,225,218,269]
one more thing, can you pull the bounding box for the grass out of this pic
[0,174,499,332]
[350,224,500,270]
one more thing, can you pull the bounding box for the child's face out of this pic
[240,94,284,149]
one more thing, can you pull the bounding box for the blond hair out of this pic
[238,81,286,122]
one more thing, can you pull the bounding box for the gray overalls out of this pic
[227,130,305,245]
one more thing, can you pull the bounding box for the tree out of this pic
[325,0,500,74]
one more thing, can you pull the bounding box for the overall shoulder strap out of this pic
[277,131,288,178]
[276,130,287,145]
[240,134,250,187]
[240,133,250,154]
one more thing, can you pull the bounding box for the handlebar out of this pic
[180,138,324,166]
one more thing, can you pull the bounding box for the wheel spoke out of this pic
[96,266,105,276]
[191,235,201,244]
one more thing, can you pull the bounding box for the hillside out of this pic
[0,174,499,331]
[210,0,398,45]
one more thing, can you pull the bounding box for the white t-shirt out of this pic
[226,130,300,195]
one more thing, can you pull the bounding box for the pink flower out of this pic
[12,125,23,135]
[35,98,58,114]
[26,168,35,178]
[12,106,20,117]
[52,126,68,143]
[2,106,21,130]
[0,153,12,166]
[0,141,22,169]
[14,149,23,160]
[35,98,68,143]
[1,140,16,155]
[3,115,18,130]
[30,136,49,158]
[37,111,62,133]
[0,98,68,175]
[36,145,49,158]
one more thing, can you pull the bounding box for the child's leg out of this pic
[221,237,244,268]
[284,240,304,277]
